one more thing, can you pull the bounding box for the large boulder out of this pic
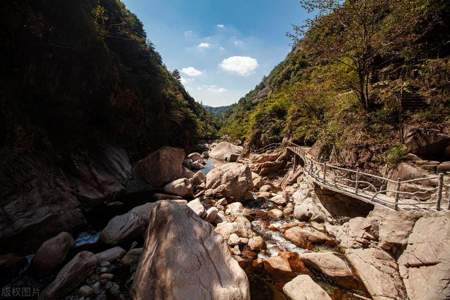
[95,246,126,263]
[205,163,253,200]
[398,213,450,300]
[32,232,74,274]
[404,127,450,160]
[0,155,87,254]
[263,256,295,280]
[209,142,243,161]
[132,201,250,300]
[389,162,431,181]
[369,206,419,254]
[135,146,185,187]
[163,178,193,197]
[284,226,334,249]
[129,202,157,223]
[100,212,146,245]
[70,146,132,204]
[335,217,378,249]
[294,197,327,223]
[346,248,406,300]
[283,275,331,300]
[40,251,98,299]
[300,252,359,289]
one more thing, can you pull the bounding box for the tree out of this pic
[172,69,181,81]
[292,0,389,110]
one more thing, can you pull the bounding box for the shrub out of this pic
[384,144,408,166]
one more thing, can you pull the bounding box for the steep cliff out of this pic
[0,0,215,252]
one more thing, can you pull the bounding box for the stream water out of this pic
[248,209,369,300]
[200,158,223,174]
[199,157,367,299]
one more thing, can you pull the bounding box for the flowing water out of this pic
[200,158,224,174]
[248,209,369,300]
[251,219,308,259]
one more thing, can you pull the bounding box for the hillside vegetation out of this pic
[221,0,450,168]
[0,0,216,162]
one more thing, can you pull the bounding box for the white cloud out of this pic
[219,56,259,76]
[180,77,194,85]
[181,67,203,77]
[198,42,211,49]
[208,85,227,93]
[197,85,227,93]
[217,24,225,29]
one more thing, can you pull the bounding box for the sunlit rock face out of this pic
[132,201,250,300]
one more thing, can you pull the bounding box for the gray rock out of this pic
[135,146,185,187]
[210,142,243,161]
[40,251,98,299]
[131,201,250,300]
[225,202,244,216]
[206,163,253,200]
[163,178,193,197]
[294,197,327,223]
[120,248,143,267]
[283,275,331,300]
[398,213,450,300]
[100,212,146,245]
[248,236,265,251]
[32,232,74,274]
[79,285,94,297]
[187,198,206,218]
[205,207,219,224]
[346,248,406,300]
[95,247,126,263]
[300,252,359,289]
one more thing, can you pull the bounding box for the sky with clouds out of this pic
[121,0,308,107]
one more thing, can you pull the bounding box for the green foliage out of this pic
[384,145,408,166]
[220,0,450,159]
[0,0,217,159]
[247,91,291,147]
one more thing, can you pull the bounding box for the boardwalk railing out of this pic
[255,141,450,211]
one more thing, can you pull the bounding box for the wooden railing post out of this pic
[395,179,401,210]
[323,162,327,183]
[437,173,443,211]
[355,169,360,194]
[447,185,450,211]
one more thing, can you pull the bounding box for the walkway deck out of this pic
[274,143,448,211]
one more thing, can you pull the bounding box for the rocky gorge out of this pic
[2,140,449,300]
[1,0,449,299]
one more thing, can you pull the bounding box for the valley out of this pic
[0,0,449,299]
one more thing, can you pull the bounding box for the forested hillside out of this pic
[0,0,216,251]
[204,105,231,118]
[0,0,216,160]
[221,0,450,168]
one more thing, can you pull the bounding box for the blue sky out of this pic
[122,0,308,107]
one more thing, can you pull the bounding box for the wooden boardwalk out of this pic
[269,142,449,211]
